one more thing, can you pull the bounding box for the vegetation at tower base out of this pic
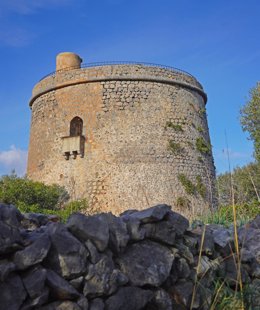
[240,82,260,162]
[217,162,260,206]
[0,174,89,222]
[0,203,260,309]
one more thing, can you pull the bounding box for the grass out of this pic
[17,198,89,222]
[196,137,211,155]
[191,199,260,309]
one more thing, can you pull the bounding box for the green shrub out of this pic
[196,137,211,155]
[197,126,204,133]
[178,174,207,198]
[168,140,182,154]
[165,121,183,132]
[17,199,88,222]
[0,174,92,222]
[201,201,260,226]
[178,174,196,195]
[197,156,204,163]
[196,176,206,198]
[0,174,69,209]
[176,196,191,209]
[198,107,206,116]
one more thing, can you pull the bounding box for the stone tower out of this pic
[27,52,216,217]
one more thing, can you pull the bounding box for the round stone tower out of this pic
[27,52,216,217]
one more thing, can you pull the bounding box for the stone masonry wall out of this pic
[27,63,216,218]
[1,203,260,309]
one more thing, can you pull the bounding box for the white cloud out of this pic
[0,146,28,176]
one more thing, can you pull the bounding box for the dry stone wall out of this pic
[27,60,216,218]
[1,203,260,310]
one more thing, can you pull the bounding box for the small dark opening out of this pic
[70,116,83,136]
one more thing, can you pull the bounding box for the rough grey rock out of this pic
[166,211,189,236]
[85,240,102,264]
[46,269,80,300]
[0,273,27,310]
[147,289,173,310]
[121,204,171,223]
[89,298,104,310]
[67,213,109,251]
[77,295,89,310]
[249,261,260,278]
[38,301,81,310]
[105,286,153,310]
[0,203,22,227]
[69,276,84,290]
[45,223,88,279]
[249,279,260,309]
[117,240,174,286]
[0,259,16,281]
[171,280,193,308]
[239,227,260,261]
[21,213,57,230]
[14,233,51,270]
[0,220,23,255]
[218,256,249,286]
[83,252,128,298]
[123,217,146,241]
[1,204,260,310]
[143,220,176,245]
[175,242,194,265]
[102,213,129,253]
[176,257,191,279]
[20,287,49,310]
[209,225,233,248]
[22,265,47,298]
[248,215,260,229]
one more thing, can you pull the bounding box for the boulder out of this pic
[146,289,173,310]
[0,203,22,227]
[121,204,171,223]
[22,265,47,298]
[102,213,129,253]
[77,295,89,310]
[69,276,84,290]
[0,259,16,281]
[45,223,88,279]
[46,269,80,300]
[85,240,102,264]
[89,298,104,310]
[143,220,176,245]
[123,217,146,241]
[171,280,193,308]
[105,286,153,310]
[14,233,51,270]
[0,273,27,310]
[67,213,109,252]
[21,213,55,230]
[83,252,128,298]
[0,220,23,255]
[117,240,174,286]
[20,287,49,310]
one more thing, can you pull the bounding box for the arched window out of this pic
[70,117,83,136]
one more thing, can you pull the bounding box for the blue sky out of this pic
[0,0,259,176]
